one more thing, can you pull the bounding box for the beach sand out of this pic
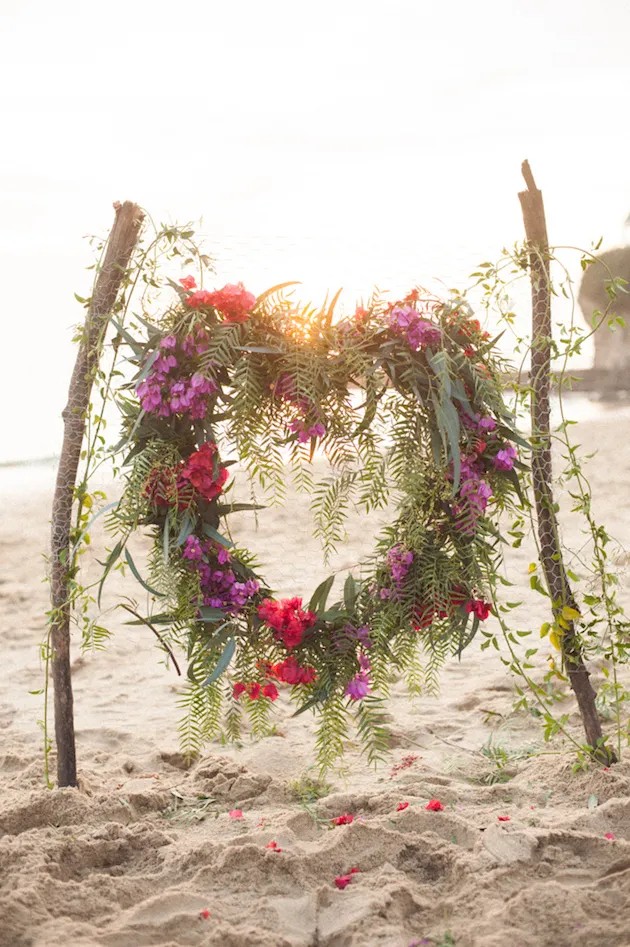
[1,412,630,947]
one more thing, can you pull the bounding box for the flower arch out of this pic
[110,276,524,768]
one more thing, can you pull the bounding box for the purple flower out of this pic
[389,306,441,350]
[182,535,204,561]
[492,444,517,471]
[345,671,371,701]
[478,416,497,432]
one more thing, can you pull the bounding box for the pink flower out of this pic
[229,809,244,820]
[334,875,351,890]
[331,813,354,826]
[604,832,616,841]
[492,444,517,471]
[203,282,256,323]
[345,671,371,701]
[262,682,279,701]
[186,289,215,308]
[396,801,410,812]
[334,867,359,890]
[232,682,247,700]
[425,799,445,812]
[180,275,197,291]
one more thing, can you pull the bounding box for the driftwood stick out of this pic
[518,161,613,761]
[50,201,144,787]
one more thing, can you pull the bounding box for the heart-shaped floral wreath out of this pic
[110,277,525,768]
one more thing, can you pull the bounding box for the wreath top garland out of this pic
[111,275,525,767]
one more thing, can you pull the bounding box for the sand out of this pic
[1,410,630,947]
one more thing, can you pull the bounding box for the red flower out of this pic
[425,799,445,812]
[179,275,197,291]
[396,801,410,812]
[203,282,256,323]
[331,813,354,826]
[180,442,229,502]
[262,682,279,701]
[266,840,283,852]
[247,682,261,701]
[186,289,215,308]
[465,598,492,621]
[232,682,247,700]
[270,656,317,685]
[257,597,317,650]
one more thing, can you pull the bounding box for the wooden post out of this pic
[50,201,145,787]
[518,162,613,761]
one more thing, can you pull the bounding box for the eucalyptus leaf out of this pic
[201,638,236,686]
[97,539,124,607]
[124,548,165,598]
[308,575,335,614]
[202,523,234,548]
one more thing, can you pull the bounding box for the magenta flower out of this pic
[345,671,371,701]
[492,444,517,471]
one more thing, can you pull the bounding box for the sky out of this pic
[1,0,630,461]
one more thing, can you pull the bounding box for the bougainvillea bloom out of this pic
[137,330,216,420]
[180,275,197,290]
[191,282,256,323]
[257,597,317,649]
[425,799,445,812]
[492,444,518,471]
[396,801,410,811]
[182,535,260,614]
[345,671,371,701]
[331,813,354,826]
[465,598,492,621]
[180,442,229,501]
[389,305,442,350]
[268,655,317,685]
[262,682,279,701]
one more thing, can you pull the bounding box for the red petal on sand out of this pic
[397,801,410,811]
[199,908,211,920]
[604,832,616,840]
[425,799,445,812]
[497,815,511,822]
[228,809,244,819]
[266,840,283,852]
[331,813,354,826]
[334,875,351,889]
